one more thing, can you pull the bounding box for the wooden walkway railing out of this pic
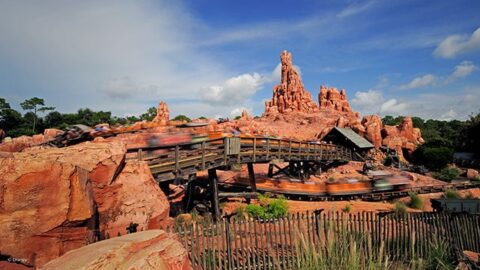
[166,211,480,269]
[126,137,353,180]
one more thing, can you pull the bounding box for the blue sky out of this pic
[0,0,479,120]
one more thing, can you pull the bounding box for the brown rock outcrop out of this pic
[318,86,353,113]
[0,142,170,267]
[153,101,170,124]
[466,169,479,180]
[381,117,424,160]
[361,115,383,148]
[0,128,62,152]
[41,230,191,270]
[264,50,319,116]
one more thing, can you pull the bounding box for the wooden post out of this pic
[253,138,257,162]
[288,140,292,160]
[247,163,257,193]
[201,141,206,170]
[138,149,143,161]
[208,168,221,221]
[267,163,274,177]
[174,145,179,173]
[266,138,270,161]
[223,137,228,165]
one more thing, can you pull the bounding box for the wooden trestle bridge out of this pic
[126,136,480,219]
[127,136,353,217]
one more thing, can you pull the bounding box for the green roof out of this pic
[332,127,374,149]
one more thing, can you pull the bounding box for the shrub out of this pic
[464,191,475,199]
[408,192,424,210]
[443,189,461,199]
[246,195,288,219]
[394,201,407,215]
[342,204,352,213]
[412,146,453,170]
[246,204,266,218]
[233,205,249,220]
[436,167,460,181]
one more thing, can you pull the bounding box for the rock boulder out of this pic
[0,142,170,267]
[40,230,191,270]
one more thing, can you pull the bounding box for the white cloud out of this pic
[439,109,457,121]
[351,90,384,114]
[0,0,225,115]
[200,73,263,106]
[399,74,436,90]
[434,27,480,58]
[380,99,409,114]
[451,61,477,78]
[337,1,374,18]
[230,107,251,117]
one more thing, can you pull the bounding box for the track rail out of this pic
[222,181,480,202]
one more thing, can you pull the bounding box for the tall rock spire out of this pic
[264,50,319,116]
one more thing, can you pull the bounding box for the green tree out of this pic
[382,115,404,126]
[172,114,191,122]
[0,98,24,133]
[45,111,64,128]
[20,97,54,132]
[140,107,157,121]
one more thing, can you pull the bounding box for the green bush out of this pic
[412,146,453,170]
[443,189,461,199]
[246,195,288,219]
[342,204,352,213]
[408,192,424,210]
[436,167,460,181]
[245,204,266,218]
[233,205,249,220]
[394,201,407,215]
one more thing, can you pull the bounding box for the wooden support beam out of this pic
[208,168,221,221]
[201,141,206,170]
[247,163,257,193]
[267,163,274,177]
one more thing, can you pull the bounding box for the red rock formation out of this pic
[381,117,424,160]
[0,129,62,152]
[153,101,170,124]
[318,86,353,113]
[361,115,383,148]
[240,110,252,121]
[0,142,170,267]
[41,230,191,270]
[264,50,319,116]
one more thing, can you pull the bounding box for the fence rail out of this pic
[166,211,480,269]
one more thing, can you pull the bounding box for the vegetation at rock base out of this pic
[435,167,461,181]
[342,204,352,213]
[383,113,480,173]
[295,227,455,270]
[443,189,461,199]
[408,192,424,210]
[245,194,288,219]
[394,201,407,215]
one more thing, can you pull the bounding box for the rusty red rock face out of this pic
[0,142,170,267]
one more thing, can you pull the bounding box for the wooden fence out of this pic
[166,211,480,269]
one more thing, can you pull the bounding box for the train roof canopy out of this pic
[323,127,374,149]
